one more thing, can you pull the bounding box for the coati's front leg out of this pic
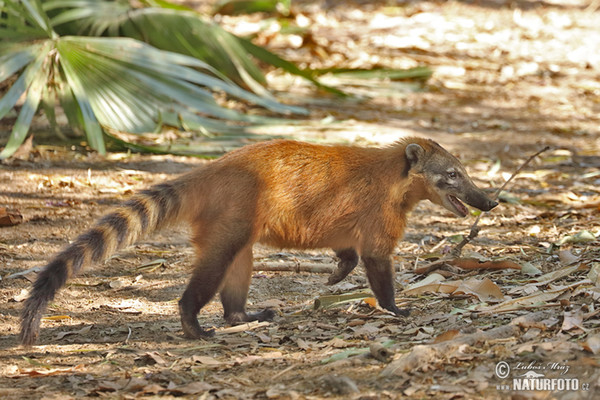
[362,255,410,317]
[220,245,275,324]
[327,248,359,285]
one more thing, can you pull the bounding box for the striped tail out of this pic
[20,182,184,345]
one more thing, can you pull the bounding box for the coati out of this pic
[20,137,497,345]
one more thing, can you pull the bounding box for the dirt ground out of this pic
[2,0,600,399]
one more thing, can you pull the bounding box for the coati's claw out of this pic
[328,248,360,285]
[226,308,276,325]
[182,325,215,339]
[393,307,411,317]
[255,308,276,322]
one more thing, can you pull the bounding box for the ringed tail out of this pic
[20,182,184,346]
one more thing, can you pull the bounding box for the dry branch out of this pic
[253,262,404,274]
[253,262,335,274]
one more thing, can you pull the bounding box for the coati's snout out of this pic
[405,142,498,217]
[445,186,498,217]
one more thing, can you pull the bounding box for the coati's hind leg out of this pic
[363,255,410,317]
[220,245,275,325]
[327,248,359,285]
[178,224,252,339]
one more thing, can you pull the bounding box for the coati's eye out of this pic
[447,170,457,179]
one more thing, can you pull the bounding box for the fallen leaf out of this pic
[351,322,380,336]
[404,273,445,292]
[0,207,23,227]
[363,297,377,308]
[139,351,166,365]
[109,280,125,289]
[169,381,215,395]
[481,287,567,312]
[521,262,542,276]
[14,364,85,377]
[555,230,596,246]
[558,249,579,265]
[321,374,359,395]
[123,377,149,392]
[313,291,371,310]
[11,289,29,302]
[588,263,600,287]
[448,258,522,271]
[55,325,92,340]
[403,282,458,296]
[192,355,222,365]
[561,310,586,333]
[97,380,123,392]
[510,311,556,330]
[432,329,460,344]
[530,265,580,285]
[454,278,504,302]
[43,315,72,321]
[140,384,164,395]
[580,334,600,354]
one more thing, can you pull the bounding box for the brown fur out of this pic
[20,138,496,345]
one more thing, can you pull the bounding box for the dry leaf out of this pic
[510,311,556,330]
[109,280,125,289]
[123,377,149,392]
[448,258,522,271]
[404,273,446,292]
[140,351,167,365]
[15,364,85,378]
[560,310,586,333]
[170,381,215,395]
[363,297,377,308]
[558,249,579,265]
[42,315,72,321]
[580,334,600,354]
[191,355,222,365]
[0,207,23,227]
[403,282,458,296]
[11,289,29,302]
[588,263,600,287]
[454,278,504,302]
[432,329,460,344]
[55,325,92,340]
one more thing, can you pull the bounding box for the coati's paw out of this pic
[328,249,359,285]
[252,308,276,322]
[326,270,348,286]
[181,318,215,339]
[382,304,410,317]
[392,306,410,317]
[226,308,276,325]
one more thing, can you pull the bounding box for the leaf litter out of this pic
[2,0,600,398]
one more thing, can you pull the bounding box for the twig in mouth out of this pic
[418,145,551,272]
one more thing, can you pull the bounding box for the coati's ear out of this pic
[405,143,425,167]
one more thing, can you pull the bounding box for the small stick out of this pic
[216,321,270,334]
[419,145,551,272]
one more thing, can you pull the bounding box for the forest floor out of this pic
[1,0,600,399]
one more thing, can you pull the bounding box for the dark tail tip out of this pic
[20,259,69,346]
[20,302,42,346]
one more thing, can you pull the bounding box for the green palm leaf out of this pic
[0,0,311,159]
